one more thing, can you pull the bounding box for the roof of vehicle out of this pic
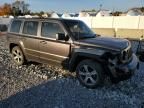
[12,18,80,22]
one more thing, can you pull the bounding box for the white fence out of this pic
[66,16,144,39]
[71,16,144,29]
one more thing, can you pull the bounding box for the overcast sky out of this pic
[0,0,143,13]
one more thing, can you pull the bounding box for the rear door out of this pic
[21,20,40,62]
[39,20,71,65]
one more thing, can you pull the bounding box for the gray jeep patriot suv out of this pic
[7,18,139,88]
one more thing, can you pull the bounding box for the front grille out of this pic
[119,47,132,63]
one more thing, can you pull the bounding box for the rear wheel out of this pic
[76,59,104,88]
[11,46,25,65]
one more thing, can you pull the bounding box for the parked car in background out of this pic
[7,18,139,88]
[0,24,7,32]
[0,24,8,36]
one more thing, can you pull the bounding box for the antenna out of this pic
[141,0,144,7]
[99,4,102,11]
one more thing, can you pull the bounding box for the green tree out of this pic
[91,9,96,12]
[111,11,122,16]
[140,7,144,12]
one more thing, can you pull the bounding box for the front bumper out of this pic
[110,54,139,81]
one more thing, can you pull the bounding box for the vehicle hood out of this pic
[75,37,130,51]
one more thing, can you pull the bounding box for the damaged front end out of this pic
[102,45,139,82]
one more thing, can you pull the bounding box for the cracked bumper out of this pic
[112,54,139,81]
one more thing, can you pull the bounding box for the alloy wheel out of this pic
[12,47,24,65]
[78,64,98,86]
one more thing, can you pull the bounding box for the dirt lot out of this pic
[0,35,144,108]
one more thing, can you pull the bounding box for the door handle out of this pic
[40,40,47,44]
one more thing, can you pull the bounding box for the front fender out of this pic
[69,51,104,72]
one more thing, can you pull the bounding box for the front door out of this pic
[39,21,70,66]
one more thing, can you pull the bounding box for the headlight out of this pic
[119,46,132,63]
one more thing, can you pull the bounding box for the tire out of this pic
[76,59,104,88]
[139,53,144,62]
[11,46,25,65]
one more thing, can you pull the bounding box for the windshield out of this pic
[64,20,96,40]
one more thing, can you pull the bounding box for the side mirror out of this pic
[56,33,66,40]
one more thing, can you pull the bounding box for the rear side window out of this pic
[23,21,38,36]
[41,22,64,38]
[10,20,21,33]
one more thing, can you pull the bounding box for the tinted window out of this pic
[64,20,95,40]
[23,21,38,35]
[41,22,64,38]
[10,20,21,33]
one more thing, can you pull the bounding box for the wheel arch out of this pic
[69,52,104,72]
[9,43,18,53]
[9,41,27,60]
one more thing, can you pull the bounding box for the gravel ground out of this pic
[0,35,144,108]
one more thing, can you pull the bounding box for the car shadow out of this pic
[0,77,136,108]
[0,78,92,108]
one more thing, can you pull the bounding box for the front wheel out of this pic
[76,59,104,88]
[139,52,144,62]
